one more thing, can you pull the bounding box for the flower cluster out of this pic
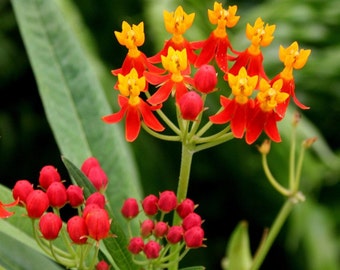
[121,191,205,268]
[103,1,311,145]
[10,158,112,270]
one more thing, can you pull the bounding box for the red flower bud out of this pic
[66,185,84,208]
[46,182,67,208]
[140,219,154,237]
[26,190,49,218]
[38,165,61,190]
[87,166,108,192]
[178,91,204,121]
[39,212,62,240]
[67,215,88,244]
[81,157,101,176]
[158,190,177,213]
[86,192,106,209]
[166,225,184,244]
[121,198,139,219]
[176,198,195,219]
[182,212,202,231]
[144,240,161,259]
[82,203,101,219]
[96,260,110,270]
[142,194,158,216]
[184,226,204,248]
[128,237,144,254]
[154,221,168,238]
[85,208,111,241]
[12,179,34,205]
[194,64,217,94]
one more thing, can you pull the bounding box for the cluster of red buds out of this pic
[11,158,112,269]
[121,190,205,268]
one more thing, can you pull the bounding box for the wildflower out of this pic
[39,212,62,240]
[195,2,240,72]
[271,41,311,111]
[0,198,19,218]
[38,165,61,190]
[184,226,205,248]
[121,198,139,219]
[245,78,289,144]
[142,194,159,216]
[148,6,198,64]
[112,21,162,76]
[12,179,34,205]
[66,185,84,208]
[194,64,218,94]
[140,219,154,237]
[85,208,111,241]
[25,190,49,219]
[176,198,195,219]
[67,215,89,244]
[128,237,144,254]
[102,68,164,142]
[210,67,258,138]
[157,190,177,213]
[46,182,68,208]
[228,17,275,81]
[166,225,184,244]
[144,240,161,259]
[146,47,193,105]
[178,91,204,121]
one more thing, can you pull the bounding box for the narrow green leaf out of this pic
[179,267,206,270]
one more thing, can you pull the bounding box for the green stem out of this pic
[289,124,297,190]
[250,198,295,270]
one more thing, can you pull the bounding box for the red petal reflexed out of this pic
[139,100,165,132]
[102,96,128,124]
[228,50,249,78]
[231,103,248,138]
[125,105,141,142]
[215,37,232,73]
[209,96,234,124]
[292,93,310,110]
[144,72,170,85]
[245,108,267,144]
[264,112,281,143]
[147,81,174,105]
[0,199,19,218]
[195,33,217,68]
[174,82,189,103]
[247,52,268,81]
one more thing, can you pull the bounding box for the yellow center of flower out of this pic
[114,21,145,58]
[228,67,258,104]
[209,3,240,38]
[163,6,195,44]
[246,17,276,55]
[279,41,311,69]
[161,47,188,82]
[257,79,289,112]
[117,68,146,106]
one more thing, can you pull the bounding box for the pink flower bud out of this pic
[140,219,154,237]
[142,194,158,216]
[12,180,34,205]
[176,198,195,219]
[178,91,204,121]
[154,221,168,238]
[87,166,108,192]
[194,64,217,94]
[81,157,101,176]
[144,240,161,259]
[182,212,202,231]
[66,185,84,208]
[38,165,61,190]
[67,216,88,244]
[46,182,67,208]
[158,190,177,213]
[86,192,106,209]
[85,208,111,241]
[121,198,139,219]
[166,225,184,244]
[184,226,204,248]
[96,260,110,270]
[26,190,49,218]
[39,212,62,240]
[128,237,144,254]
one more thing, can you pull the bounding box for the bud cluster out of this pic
[11,157,112,269]
[121,190,205,268]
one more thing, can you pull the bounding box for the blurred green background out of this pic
[1,0,340,269]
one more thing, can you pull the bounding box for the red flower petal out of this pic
[246,108,266,144]
[231,103,248,138]
[264,112,281,142]
[102,96,128,124]
[209,97,234,124]
[147,80,174,105]
[139,100,164,132]
[195,33,217,68]
[125,105,141,142]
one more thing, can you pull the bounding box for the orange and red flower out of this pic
[0,198,19,218]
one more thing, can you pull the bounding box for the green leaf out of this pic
[222,221,252,270]
[179,267,206,270]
